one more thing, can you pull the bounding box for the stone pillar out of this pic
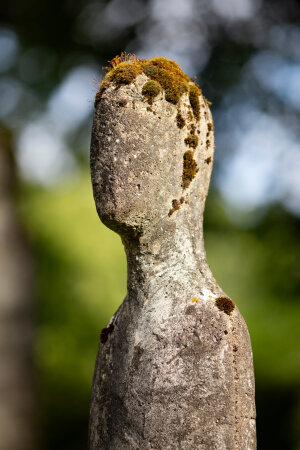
[89,56,256,449]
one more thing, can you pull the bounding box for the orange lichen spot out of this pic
[192,296,200,304]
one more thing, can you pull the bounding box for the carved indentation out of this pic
[132,345,144,370]
[99,324,114,343]
[118,98,128,107]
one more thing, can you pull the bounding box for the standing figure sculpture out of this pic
[89,55,256,449]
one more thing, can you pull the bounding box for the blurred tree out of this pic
[0,126,35,450]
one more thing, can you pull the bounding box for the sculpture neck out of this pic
[122,210,215,304]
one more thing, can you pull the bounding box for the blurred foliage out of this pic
[17,172,300,449]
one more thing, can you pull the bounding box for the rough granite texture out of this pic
[89,72,256,449]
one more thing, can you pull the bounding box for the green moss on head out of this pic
[182,150,198,189]
[105,61,144,85]
[189,84,201,120]
[165,88,180,104]
[215,297,235,315]
[184,134,199,149]
[142,80,161,104]
[176,112,185,129]
[95,54,202,108]
[143,58,189,105]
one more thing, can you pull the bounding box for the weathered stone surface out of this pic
[89,64,256,449]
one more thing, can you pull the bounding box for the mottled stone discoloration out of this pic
[89,66,256,449]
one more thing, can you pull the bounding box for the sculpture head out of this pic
[90,56,215,238]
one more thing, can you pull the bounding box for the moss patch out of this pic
[182,150,198,189]
[106,61,144,85]
[184,134,199,149]
[176,112,185,129]
[95,54,204,110]
[215,297,235,315]
[142,80,161,104]
[168,197,184,216]
[189,84,201,120]
[143,57,190,105]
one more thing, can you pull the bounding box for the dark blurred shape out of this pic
[0,125,36,449]
[256,385,299,450]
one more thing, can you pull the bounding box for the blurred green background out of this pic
[0,0,300,448]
